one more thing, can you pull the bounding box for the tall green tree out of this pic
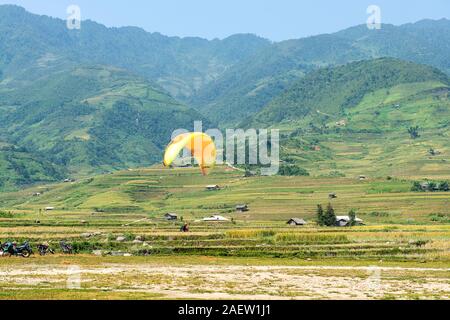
[316,204,325,226]
[324,203,337,226]
[428,181,437,191]
[411,181,422,192]
[348,209,357,227]
[408,126,421,139]
[439,181,449,191]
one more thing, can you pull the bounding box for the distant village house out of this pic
[202,215,229,222]
[236,204,249,212]
[164,213,178,221]
[335,216,363,227]
[287,218,307,226]
[206,185,220,191]
[335,119,347,127]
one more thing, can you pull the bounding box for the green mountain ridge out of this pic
[0,5,271,99]
[0,144,64,191]
[2,4,450,126]
[245,59,450,177]
[1,5,450,188]
[250,58,450,126]
[192,20,450,125]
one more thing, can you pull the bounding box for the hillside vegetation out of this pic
[0,7,449,299]
[1,166,448,224]
[0,145,63,191]
[0,5,270,99]
[2,5,450,127]
[192,20,450,125]
[241,59,450,177]
[251,58,449,125]
[1,5,450,188]
[0,168,449,300]
[0,65,208,181]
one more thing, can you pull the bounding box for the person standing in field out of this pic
[180,223,189,232]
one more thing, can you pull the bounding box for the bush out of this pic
[327,171,346,177]
[275,233,348,244]
[278,165,309,176]
[318,203,337,227]
[226,229,276,239]
[317,204,325,226]
[123,232,135,241]
[439,181,449,191]
[198,203,233,210]
[368,211,390,217]
[407,126,420,139]
[411,181,422,192]
[324,204,337,226]
[409,240,429,247]
[411,180,449,192]
[429,213,450,223]
[71,241,104,253]
[348,209,357,227]
[0,211,14,218]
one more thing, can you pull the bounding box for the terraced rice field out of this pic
[0,167,448,299]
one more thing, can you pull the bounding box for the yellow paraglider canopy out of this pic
[163,132,216,175]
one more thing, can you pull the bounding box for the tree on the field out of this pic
[411,181,422,192]
[407,126,420,139]
[428,181,437,191]
[439,181,449,191]
[348,209,357,227]
[324,203,337,226]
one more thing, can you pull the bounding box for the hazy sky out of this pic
[1,0,449,40]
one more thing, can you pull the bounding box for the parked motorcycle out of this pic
[38,243,55,256]
[0,242,6,256]
[2,241,33,257]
